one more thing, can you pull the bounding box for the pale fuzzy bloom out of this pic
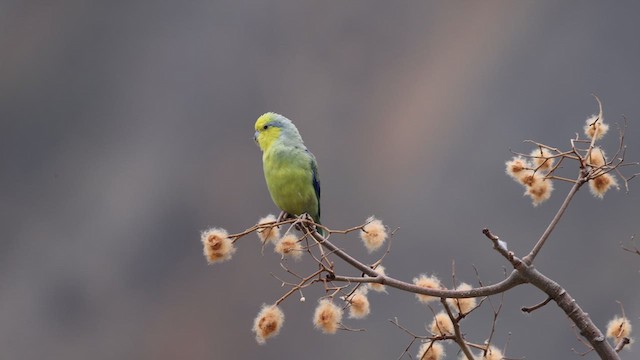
[360,216,388,252]
[505,157,530,180]
[201,227,236,264]
[256,214,280,244]
[584,114,609,140]
[517,170,540,187]
[347,290,370,319]
[413,274,442,304]
[517,170,552,206]
[429,311,454,336]
[525,178,554,206]
[350,284,369,296]
[367,265,387,293]
[417,341,445,360]
[606,316,632,342]
[481,346,504,360]
[589,173,619,199]
[530,148,555,172]
[586,147,607,167]
[313,299,343,334]
[446,283,477,314]
[274,234,303,260]
[252,304,285,344]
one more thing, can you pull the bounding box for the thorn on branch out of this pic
[521,296,552,313]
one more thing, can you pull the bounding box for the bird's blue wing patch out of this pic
[309,152,321,220]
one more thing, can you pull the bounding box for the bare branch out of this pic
[614,337,631,353]
[483,292,505,356]
[441,298,475,360]
[485,229,620,359]
[523,173,587,265]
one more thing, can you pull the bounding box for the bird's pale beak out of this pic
[253,130,259,144]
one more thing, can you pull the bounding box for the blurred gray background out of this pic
[1,1,639,359]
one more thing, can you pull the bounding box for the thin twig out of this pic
[389,317,429,360]
[621,234,639,256]
[309,226,526,298]
[274,269,323,305]
[521,296,552,313]
[441,298,475,360]
[614,338,631,353]
[523,173,586,265]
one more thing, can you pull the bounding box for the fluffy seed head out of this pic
[589,173,618,199]
[530,148,555,172]
[367,265,387,293]
[313,299,343,334]
[252,304,285,344]
[413,274,442,304]
[257,214,280,244]
[274,234,303,260]
[347,290,370,319]
[586,147,607,167]
[516,169,540,188]
[525,178,554,206]
[482,346,504,360]
[417,341,445,360]
[429,311,454,336]
[584,114,609,140]
[201,227,236,264]
[360,216,388,252]
[505,157,530,180]
[606,316,632,342]
[446,283,477,314]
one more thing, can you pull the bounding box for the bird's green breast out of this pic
[263,146,319,222]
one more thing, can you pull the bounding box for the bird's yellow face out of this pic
[254,114,282,152]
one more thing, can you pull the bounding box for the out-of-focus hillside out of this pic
[1,2,639,359]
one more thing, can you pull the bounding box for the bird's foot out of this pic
[276,211,292,223]
[295,213,315,232]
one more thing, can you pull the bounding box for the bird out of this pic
[254,112,324,235]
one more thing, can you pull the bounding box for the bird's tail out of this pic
[306,213,326,237]
[315,222,327,237]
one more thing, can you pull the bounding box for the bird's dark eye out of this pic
[263,125,269,130]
